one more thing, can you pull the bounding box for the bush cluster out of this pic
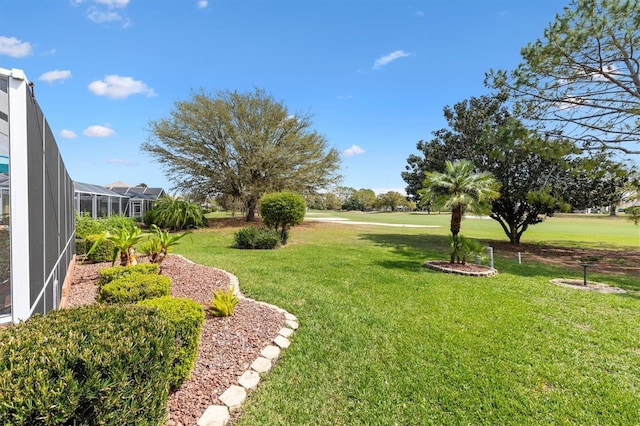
[81,233,116,263]
[0,305,174,425]
[98,273,171,304]
[234,226,281,249]
[138,296,205,389]
[98,263,159,287]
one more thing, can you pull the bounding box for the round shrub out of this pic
[260,191,306,244]
[138,296,205,389]
[234,226,281,249]
[83,233,116,263]
[98,273,171,304]
[0,304,174,425]
[98,263,160,287]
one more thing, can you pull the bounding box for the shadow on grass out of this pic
[361,232,640,294]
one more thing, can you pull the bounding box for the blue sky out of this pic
[0,0,568,195]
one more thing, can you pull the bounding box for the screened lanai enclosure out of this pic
[74,182,165,219]
[1,68,75,325]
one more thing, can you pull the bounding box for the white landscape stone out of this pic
[238,370,261,390]
[285,319,299,330]
[218,385,246,411]
[260,344,281,360]
[273,335,291,349]
[197,405,230,426]
[284,312,297,321]
[251,356,272,373]
[278,327,294,338]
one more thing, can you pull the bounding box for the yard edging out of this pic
[172,256,298,426]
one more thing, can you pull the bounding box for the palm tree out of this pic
[421,160,500,263]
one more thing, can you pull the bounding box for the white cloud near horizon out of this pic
[373,50,413,70]
[39,70,72,83]
[197,0,208,8]
[59,129,78,139]
[88,75,156,99]
[83,125,115,137]
[342,144,365,156]
[0,36,32,58]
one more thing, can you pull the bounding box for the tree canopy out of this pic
[486,0,640,154]
[403,94,632,243]
[142,88,341,221]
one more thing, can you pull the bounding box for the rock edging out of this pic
[196,268,298,426]
[423,260,497,277]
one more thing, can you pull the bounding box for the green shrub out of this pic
[75,238,88,256]
[450,234,485,264]
[98,263,159,287]
[260,191,306,244]
[0,304,174,425]
[98,273,171,304]
[147,197,207,231]
[83,233,116,263]
[234,226,281,249]
[210,287,238,317]
[75,212,105,239]
[138,296,205,389]
[102,214,138,232]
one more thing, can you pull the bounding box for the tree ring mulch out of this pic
[550,278,626,294]
[423,261,497,277]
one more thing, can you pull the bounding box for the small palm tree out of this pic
[420,160,500,263]
[146,224,191,265]
[87,226,148,266]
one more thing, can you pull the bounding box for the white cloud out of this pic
[95,0,130,8]
[0,36,32,58]
[83,125,115,137]
[59,129,78,139]
[342,144,365,157]
[373,50,413,70]
[107,158,132,165]
[88,8,123,24]
[39,70,72,83]
[88,75,156,99]
[197,0,208,8]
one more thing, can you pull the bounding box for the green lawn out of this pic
[177,216,640,425]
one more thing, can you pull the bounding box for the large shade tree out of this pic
[421,160,500,263]
[402,94,510,205]
[403,95,631,243]
[142,88,341,221]
[486,0,640,154]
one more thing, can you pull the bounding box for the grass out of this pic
[176,216,640,425]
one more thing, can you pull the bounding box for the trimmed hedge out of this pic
[0,304,174,425]
[98,273,171,304]
[138,296,205,389]
[234,226,281,249]
[98,264,159,287]
[83,233,116,263]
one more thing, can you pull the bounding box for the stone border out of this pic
[422,260,497,277]
[550,278,626,294]
[190,263,298,426]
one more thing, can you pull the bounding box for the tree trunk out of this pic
[450,205,462,238]
[245,197,257,222]
[450,206,463,264]
[609,204,617,216]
